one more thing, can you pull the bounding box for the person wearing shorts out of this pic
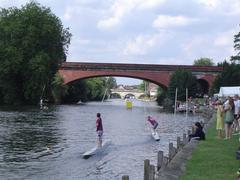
[224,97,235,139]
[96,113,103,147]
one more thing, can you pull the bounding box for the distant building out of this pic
[148,83,158,97]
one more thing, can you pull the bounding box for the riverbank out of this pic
[180,120,240,180]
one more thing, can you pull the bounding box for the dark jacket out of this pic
[189,122,205,140]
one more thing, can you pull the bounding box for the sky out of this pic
[1,0,240,85]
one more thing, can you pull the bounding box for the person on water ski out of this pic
[147,116,158,134]
[96,113,103,147]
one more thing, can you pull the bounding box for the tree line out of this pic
[0,2,71,105]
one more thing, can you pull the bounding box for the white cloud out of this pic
[195,0,220,10]
[97,0,165,30]
[97,16,120,30]
[137,0,166,10]
[195,0,240,15]
[153,15,196,29]
[214,34,233,47]
[124,31,172,55]
[181,36,208,57]
[181,31,236,64]
[227,1,240,15]
[63,7,73,21]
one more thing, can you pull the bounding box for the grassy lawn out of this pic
[180,121,240,180]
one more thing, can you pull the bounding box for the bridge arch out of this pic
[110,93,121,99]
[196,79,209,97]
[59,73,169,89]
[58,62,222,91]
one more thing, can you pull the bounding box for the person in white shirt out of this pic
[233,95,240,134]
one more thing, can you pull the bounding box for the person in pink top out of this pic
[96,113,103,147]
[147,116,158,133]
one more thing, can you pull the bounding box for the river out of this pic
[0,99,201,180]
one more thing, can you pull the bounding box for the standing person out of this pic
[223,97,235,140]
[147,116,158,134]
[233,95,240,134]
[96,113,103,147]
[215,100,224,138]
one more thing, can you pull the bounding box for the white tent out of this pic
[218,86,240,97]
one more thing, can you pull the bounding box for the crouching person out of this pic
[189,122,205,141]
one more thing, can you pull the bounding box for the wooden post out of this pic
[157,151,163,171]
[122,175,129,180]
[149,164,155,180]
[174,88,178,115]
[183,133,187,145]
[169,142,174,161]
[173,147,177,157]
[177,137,181,149]
[144,159,150,180]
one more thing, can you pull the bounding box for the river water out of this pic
[0,99,201,180]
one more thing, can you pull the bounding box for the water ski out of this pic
[151,129,160,141]
[82,140,111,159]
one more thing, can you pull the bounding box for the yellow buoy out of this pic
[125,100,133,109]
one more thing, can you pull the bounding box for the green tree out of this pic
[60,77,116,104]
[0,2,71,105]
[51,73,68,104]
[211,61,240,94]
[156,86,167,106]
[85,78,106,101]
[193,58,214,66]
[105,77,117,89]
[231,29,240,63]
[62,80,88,103]
[168,69,197,102]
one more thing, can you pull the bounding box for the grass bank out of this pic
[180,121,240,180]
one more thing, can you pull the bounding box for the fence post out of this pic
[169,142,174,161]
[177,136,181,149]
[157,151,163,171]
[149,164,155,180]
[183,133,187,145]
[122,175,129,180]
[144,159,150,180]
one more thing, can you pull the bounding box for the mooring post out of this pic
[149,164,155,180]
[157,151,163,171]
[183,133,187,145]
[144,159,150,180]
[177,136,181,149]
[169,142,174,161]
[122,175,129,180]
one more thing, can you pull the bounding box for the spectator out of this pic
[189,122,205,141]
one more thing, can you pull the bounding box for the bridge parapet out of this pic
[60,62,223,73]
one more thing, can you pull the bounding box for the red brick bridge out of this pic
[58,62,222,90]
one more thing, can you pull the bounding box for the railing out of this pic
[60,62,223,73]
